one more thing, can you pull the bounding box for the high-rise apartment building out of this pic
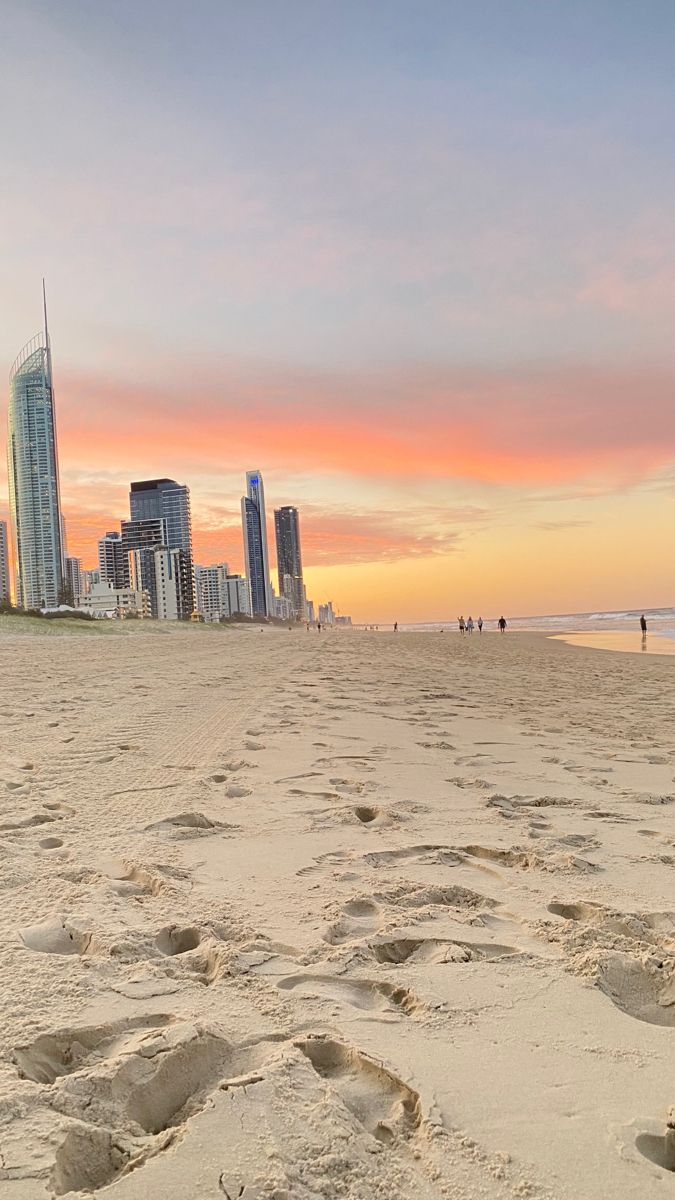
[318,601,335,626]
[224,574,252,618]
[7,287,65,609]
[194,563,253,621]
[129,546,192,620]
[128,479,194,614]
[274,505,305,619]
[0,521,10,604]
[194,563,229,621]
[241,470,272,617]
[64,556,83,604]
[98,531,126,588]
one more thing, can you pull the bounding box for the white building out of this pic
[98,531,126,588]
[79,579,149,618]
[272,593,294,621]
[0,520,10,603]
[194,564,252,620]
[195,562,229,621]
[224,574,252,618]
[318,601,335,626]
[129,546,192,620]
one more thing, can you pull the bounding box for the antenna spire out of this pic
[42,278,49,348]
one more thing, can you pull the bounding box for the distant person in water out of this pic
[394,622,398,632]
[458,616,465,634]
[466,616,474,634]
[477,616,483,634]
[498,616,507,633]
[640,614,647,633]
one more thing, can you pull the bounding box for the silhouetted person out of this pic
[394,622,398,632]
[498,616,507,633]
[477,616,483,634]
[317,622,322,633]
[640,614,647,633]
[458,616,465,634]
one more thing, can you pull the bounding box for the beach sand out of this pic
[0,623,674,1199]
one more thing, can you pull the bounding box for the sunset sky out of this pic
[1,0,674,621]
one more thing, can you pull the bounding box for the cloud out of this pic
[532,519,592,532]
[52,357,675,489]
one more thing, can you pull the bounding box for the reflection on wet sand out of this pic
[551,631,675,656]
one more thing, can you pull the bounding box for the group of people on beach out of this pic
[458,616,482,634]
[457,615,507,634]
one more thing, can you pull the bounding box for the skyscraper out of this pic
[127,479,195,616]
[129,479,192,556]
[98,531,126,589]
[274,505,305,619]
[0,521,10,604]
[7,285,65,609]
[241,470,272,617]
[63,556,83,604]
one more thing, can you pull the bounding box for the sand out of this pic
[0,623,674,1199]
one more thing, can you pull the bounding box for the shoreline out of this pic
[550,630,675,657]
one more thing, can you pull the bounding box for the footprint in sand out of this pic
[294,1035,422,1143]
[329,777,375,796]
[277,973,422,1016]
[596,952,675,1026]
[46,1023,235,1193]
[369,936,519,964]
[19,917,93,955]
[462,843,599,874]
[13,1014,175,1083]
[297,850,355,878]
[323,897,383,945]
[101,859,167,896]
[363,844,464,869]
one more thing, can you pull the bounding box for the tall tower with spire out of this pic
[241,470,272,617]
[7,284,65,608]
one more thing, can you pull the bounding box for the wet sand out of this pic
[552,631,675,656]
[0,623,674,1199]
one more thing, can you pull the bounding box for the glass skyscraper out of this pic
[274,505,305,619]
[128,479,195,616]
[241,470,272,617]
[7,288,65,609]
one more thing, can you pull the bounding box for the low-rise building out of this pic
[79,579,149,618]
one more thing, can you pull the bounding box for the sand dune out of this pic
[0,624,674,1197]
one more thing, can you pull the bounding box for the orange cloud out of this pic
[53,358,675,490]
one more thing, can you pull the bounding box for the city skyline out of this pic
[1,3,674,621]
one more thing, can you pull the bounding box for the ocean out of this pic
[397,606,675,638]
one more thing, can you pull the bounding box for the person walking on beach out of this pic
[394,622,398,632]
[317,622,322,633]
[466,616,474,634]
[498,616,507,633]
[477,616,483,634]
[640,614,647,633]
[458,616,465,634]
